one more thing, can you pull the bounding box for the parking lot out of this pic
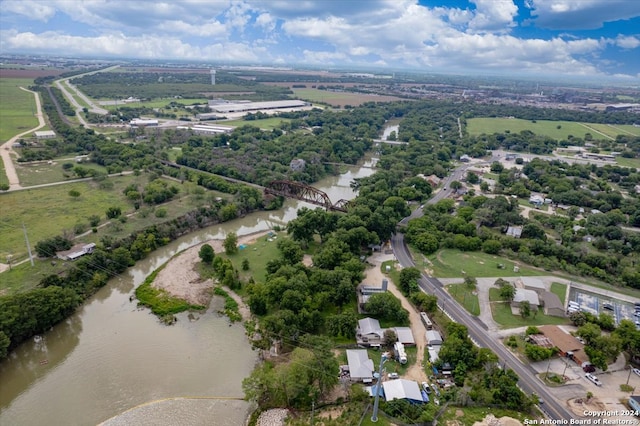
[569,288,639,326]
[531,353,640,420]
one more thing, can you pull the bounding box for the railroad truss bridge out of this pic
[264,180,351,212]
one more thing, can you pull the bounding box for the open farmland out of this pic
[0,78,39,142]
[292,88,403,107]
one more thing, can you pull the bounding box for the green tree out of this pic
[277,238,303,265]
[482,239,502,254]
[224,232,238,255]
[577,323,601,345]
[383,329,398,348]
[106,206,122,219]
[364,292,409,323]
[199,244,215,263]
[399,267,421,295]
[68,189,81,198]
[499,284,516,302]
[464,276,477,290]
[519,300,531,319]
[242,258,250,271]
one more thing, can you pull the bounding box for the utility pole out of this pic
[23,223,34,266]
[371,353,388,422]
[627,366,633,385]
[311,400,315,426]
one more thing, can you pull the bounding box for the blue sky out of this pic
[1,0,639,80]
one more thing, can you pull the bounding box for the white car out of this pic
[585,373,602,386]
[633,368,640,377]
[421,382,431,393]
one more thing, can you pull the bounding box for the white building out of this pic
[382,379,424,403]
[130,118,158,127]
[345,349,374,383]
[34,130,56,139]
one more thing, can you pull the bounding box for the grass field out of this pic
[550,282,567,305]
[489,288,570,327]
[292,88,401,107]
[15,159,110,187]
[223,117,291,130]
[225,232,283,287]
[0,154,8,187]
[0,174,199,260]
[0,78,38,142]
[466,117,630,141]
[427,249,548,278]
[447,283,480,315]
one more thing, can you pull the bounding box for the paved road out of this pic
[392,162,576,421]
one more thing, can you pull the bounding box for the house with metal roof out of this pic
[382,379,424,403]
[394,327,415,346]
[356,317,384,346]
[345,349,374,383]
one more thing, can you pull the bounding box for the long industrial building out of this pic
[207,100,310,114]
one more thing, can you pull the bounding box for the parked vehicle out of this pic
[388,372,399,379]
[633,368,640,377]
[422,382,431,393]
[585,373,602,386]
[582,363,595,373]
[430,383,441,396]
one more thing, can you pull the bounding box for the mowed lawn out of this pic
[0,78,39,142]
[223,117,291,130]
[466,117,619,140]
[427,249,548,278]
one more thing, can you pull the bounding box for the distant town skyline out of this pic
[1,0,639,80]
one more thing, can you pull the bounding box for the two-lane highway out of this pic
[391,163,576,421]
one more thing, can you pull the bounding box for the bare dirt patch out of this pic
[151,230,271,306]
[567,396,605,417]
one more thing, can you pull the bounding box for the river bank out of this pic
[151,229,271,312]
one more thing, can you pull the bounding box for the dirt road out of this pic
[364,253,428,383]
[0,87,46,189]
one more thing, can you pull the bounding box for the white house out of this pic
[382,379,424,403]
[345,349,374,383]
[356,317,384,346]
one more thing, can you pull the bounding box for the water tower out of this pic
[210,69,216,85]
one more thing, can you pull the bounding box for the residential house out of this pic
[356,317,385,347]
[382,379,424,403]
[345,349,374,383]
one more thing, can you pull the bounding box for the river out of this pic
[0,157,376,426]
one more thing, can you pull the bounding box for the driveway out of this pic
[364,253,429,384]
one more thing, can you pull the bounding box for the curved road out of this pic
[391,163,576,421]
[0,87,46,190]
